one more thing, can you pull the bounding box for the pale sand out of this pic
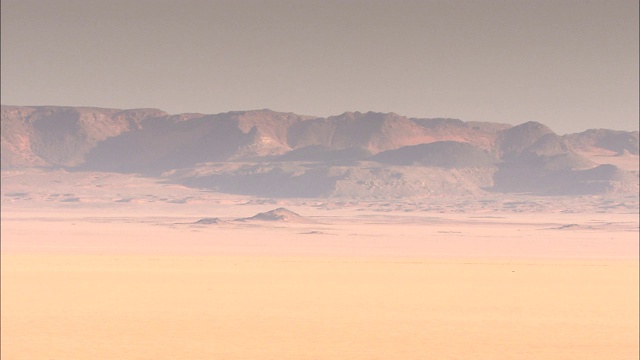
[2,211,638,359]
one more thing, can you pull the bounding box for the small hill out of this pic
[496,121,555,160]
[492,131,596,193]
[564,129,639,155]
[411,118,510,151]
[270,145,373,163]
[492,161,639,195]
[513,133,594,171]
[371,141,498,168]
[548,164,639,195]
[193,217,225,224]
[238,208,312,223]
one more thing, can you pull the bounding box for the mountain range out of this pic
[2,105,638,198]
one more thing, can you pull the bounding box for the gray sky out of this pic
[1,0,638,134]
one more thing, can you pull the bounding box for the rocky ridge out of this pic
[2,105,638,197]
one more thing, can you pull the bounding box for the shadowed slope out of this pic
[565,129,639,155]
[496,121,555,160]
[1,105,167,168]
[371,141,498,168]
[287,112,435,153]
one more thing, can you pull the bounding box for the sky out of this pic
[1,0,638,134]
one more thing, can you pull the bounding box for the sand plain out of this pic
[1,204,638,360]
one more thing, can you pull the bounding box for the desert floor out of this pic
[1,203,638,360]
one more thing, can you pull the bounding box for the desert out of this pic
[3,1,639,358]
[2,158,638,359]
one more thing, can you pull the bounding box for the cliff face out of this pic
[1,106,168,167]
[2,105,638,197]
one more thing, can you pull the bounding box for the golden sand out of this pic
[2,211,638,359]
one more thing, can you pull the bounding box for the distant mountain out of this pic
[1,106,510,170]
[2,105,638,197]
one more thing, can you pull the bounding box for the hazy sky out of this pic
[1,0,638,134]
